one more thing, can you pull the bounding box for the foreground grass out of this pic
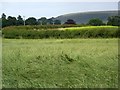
[2,39,118,88]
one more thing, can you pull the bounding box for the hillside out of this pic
[55,10,118,24]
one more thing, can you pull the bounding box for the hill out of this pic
[55,10,118,24]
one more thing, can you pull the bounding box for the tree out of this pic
[64,19,76,24]
[38,17,47,25]
[1,13,8,27]
[47,17,55,25]
[25,17,37,25]
[7,16,17,26]
[47,19,53,25]
[107,16,120,26]
[88,18,104,26]
[17,15,24,25]
[0,18,2,28]
[2,13,6,19]
[54,20,61,25]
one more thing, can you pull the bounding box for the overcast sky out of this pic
[1,2,118,19]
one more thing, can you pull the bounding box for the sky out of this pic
[1,2,118,19]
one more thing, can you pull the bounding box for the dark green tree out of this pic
[64,19,76,24]
[7,16,17,26]
[54,20,61,25]
[107,16,120,26]
[1,13,8,27]
[38,17,47,25]
[25,17,37,25]
[47,19,53,25]
[0,18,2,28]
[2,13,6,19]
[47,17,55,25]
[88,18,104,26]
[17,15,24,25]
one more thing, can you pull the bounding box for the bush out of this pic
[88,18,104,26]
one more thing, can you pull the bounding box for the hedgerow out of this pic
[3,24,85,30]
[2,26,119,39]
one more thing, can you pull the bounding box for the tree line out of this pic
[1,13,62,27]
[1,13,120,27]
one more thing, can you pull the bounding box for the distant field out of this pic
[2,39,118,88]
[64,26,118,30]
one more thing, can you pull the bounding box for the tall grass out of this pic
[2,39,118,88]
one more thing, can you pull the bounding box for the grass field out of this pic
[2,39,118,88]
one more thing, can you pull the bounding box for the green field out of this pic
[64,26,118,30]
[2,39,118,88]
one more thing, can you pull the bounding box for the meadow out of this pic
[2,38,118,88]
